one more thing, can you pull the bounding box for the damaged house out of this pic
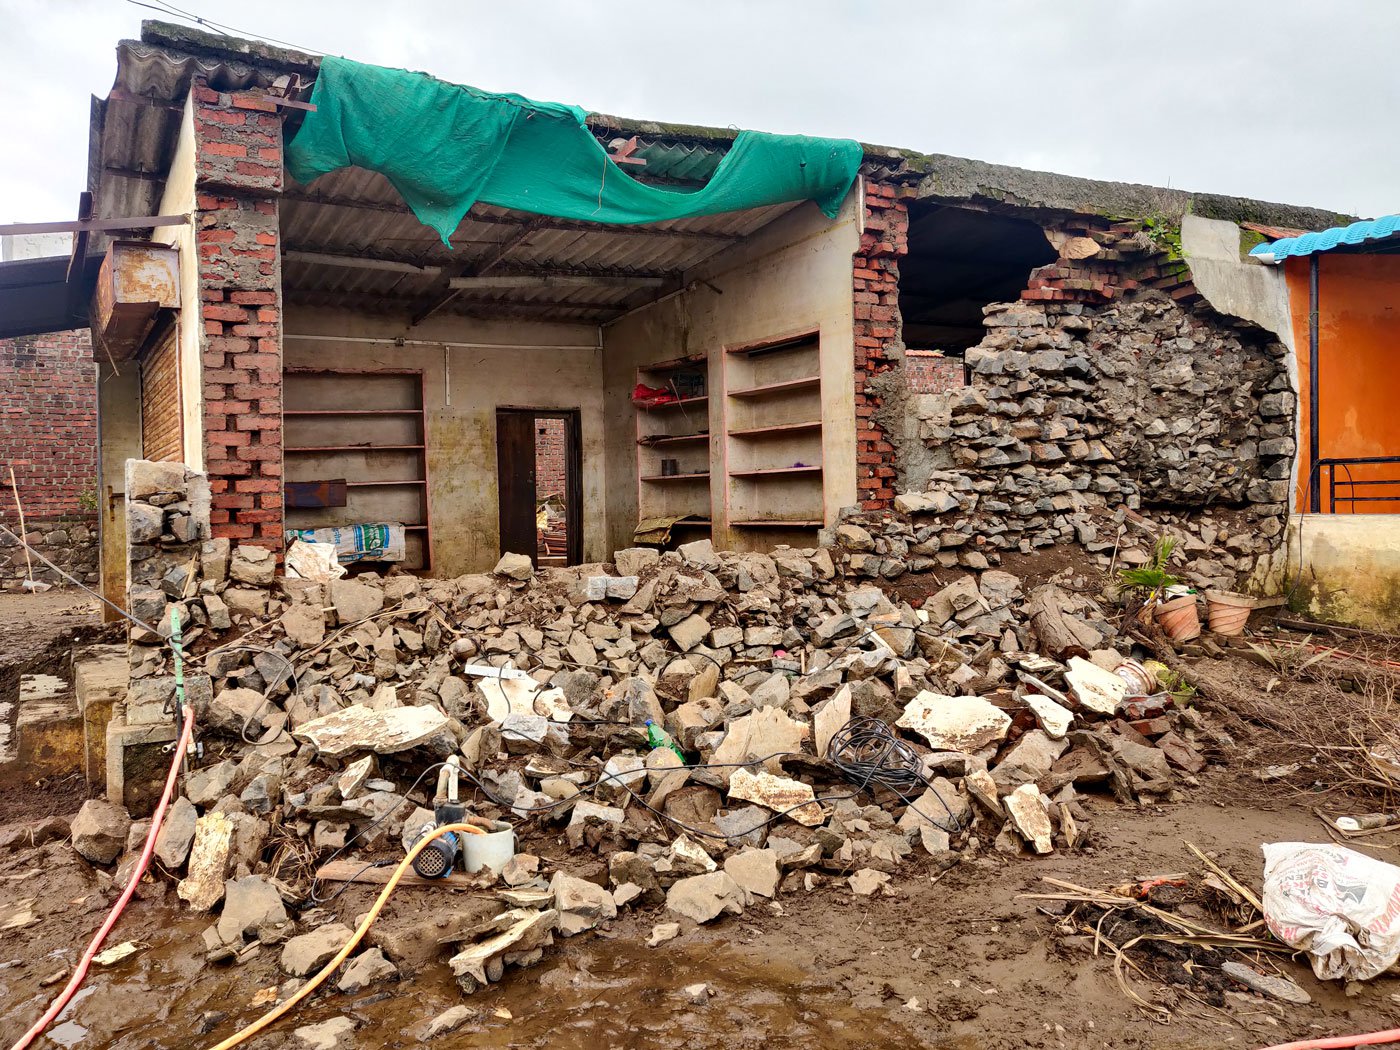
[0,20,1378,623]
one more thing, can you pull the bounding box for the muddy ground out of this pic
[3,594,1400,1049]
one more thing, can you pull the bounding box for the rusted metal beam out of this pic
[66,192,93,285]
[0,215,188,236]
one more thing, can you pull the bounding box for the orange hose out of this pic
[9,706,197,1050]
[205,822,486,1050]
[1259,1028,1400,1050]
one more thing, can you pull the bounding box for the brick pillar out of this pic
[852,180,910,511]
[191,80,285,549]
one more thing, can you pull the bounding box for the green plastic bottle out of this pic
[644,719,686,763]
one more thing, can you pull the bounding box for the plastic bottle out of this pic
[644,719,686,763]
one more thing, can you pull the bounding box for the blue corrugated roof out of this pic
[1250,214,1400,261]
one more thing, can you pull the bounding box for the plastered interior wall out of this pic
[152,93,202,469]
[1284,514,1400,629]
[282,309,603,576]
[1285,254,1400,512]
[602,193,860,556]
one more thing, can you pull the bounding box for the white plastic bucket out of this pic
[461,820,516,874]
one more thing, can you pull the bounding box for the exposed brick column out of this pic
[852,180,910,511]
[191,81,285,549]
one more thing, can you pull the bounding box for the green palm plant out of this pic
[1118,535,1180,606]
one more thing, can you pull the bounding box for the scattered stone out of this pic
[724,848,780,899]
[424,1005,473,1038]
[294,704,450,757]
[1222,960,1312,1004]
[71,799,132,866]
[293,1017,356,1050]
[727,769,823,826]
[337,947,398,993]
[849,868,892,896]
[1023,693,1073,739]
[647,922,681,947]
[549,872,617,936]
[896,692,1011,752]
[493,552,534,580]
[666,872,746,923]
[282,923,354,977]
[1004,784,1054,854]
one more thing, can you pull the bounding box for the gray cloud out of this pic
[2,0,1394,225]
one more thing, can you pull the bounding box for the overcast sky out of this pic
[1,0,1395,227]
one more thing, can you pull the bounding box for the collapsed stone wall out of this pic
[0,519,99,592]
[899,291,1292,589]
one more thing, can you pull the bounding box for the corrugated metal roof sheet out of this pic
[1250,214,1400,262]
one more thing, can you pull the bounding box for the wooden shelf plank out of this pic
[638,433,710,447]
[727,376,819,399]
[728,419,821,438]
[637,353,706,373]
[730,519,823,528]
[728,465,822,478]
[635,395,708,411]
[285,445,425,453]
[284,409,422,417]
[343,480,427,488]
[640,472,710,482]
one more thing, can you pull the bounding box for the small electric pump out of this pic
[409,757,468,879]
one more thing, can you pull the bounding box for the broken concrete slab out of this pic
[293,703,450,758]
[1004,784,1054,854]
[1023,693,1073,739]
[727,768,824,826]
[896,691,1011,752]
[1065,657,1126,716]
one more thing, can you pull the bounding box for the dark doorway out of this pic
[496,408,583,566]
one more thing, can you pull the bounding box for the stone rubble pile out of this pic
[57,530,1234,1014]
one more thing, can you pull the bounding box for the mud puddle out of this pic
[13,904,976,1049]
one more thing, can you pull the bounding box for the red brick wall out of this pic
[191,81,285,548]
[904,351,966,395]
[853,181,912,510]
[535,418,567,499]
[0,330,97,521]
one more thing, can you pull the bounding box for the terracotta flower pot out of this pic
[1154,594,1201,643]
[1204,589,1255,637]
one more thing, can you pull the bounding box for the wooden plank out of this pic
[0,215,188,236]
[314,858,493,889]
[140,326,181,463]
[728,376,820,399]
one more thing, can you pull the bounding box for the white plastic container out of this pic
[461,820,516,874]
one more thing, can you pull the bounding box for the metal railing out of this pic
[1316,456,1400,512]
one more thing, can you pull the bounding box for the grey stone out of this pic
[71,799,132,865]
[281,922,354,976]
[493,552,534,580]
[666,872,746,923]
[127,503,164,545]
[337,947,398,992]
[216,875,288,945]
[723,848,780,899]
[154,796,198,869]
[329,578,384,624]
[667,614,711,651]
[424,1005,473,1038]
[550,871,618,936]
[293,1017,356,1050]
[127,460,187,500]
[614,547,659,577]
[229,545,276,587]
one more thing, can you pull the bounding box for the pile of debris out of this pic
[50,528,1237,1021]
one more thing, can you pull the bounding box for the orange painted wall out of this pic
[1286,254,1400,512]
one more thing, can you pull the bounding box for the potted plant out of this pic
[1118,536,1201,642]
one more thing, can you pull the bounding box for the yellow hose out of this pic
[207,822,486,1050]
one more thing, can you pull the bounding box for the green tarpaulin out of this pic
[286,57,864,245]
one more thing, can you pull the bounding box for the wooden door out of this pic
[496,409,538,561]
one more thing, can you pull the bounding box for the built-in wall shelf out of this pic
[728,465,822,479]
[723,330,825,538]
[283,369,432,573]
[728,420,821,439]
[640,471,710,483]
[635,354,713,545]
[727,376,819,399]
[638,433,710,447]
